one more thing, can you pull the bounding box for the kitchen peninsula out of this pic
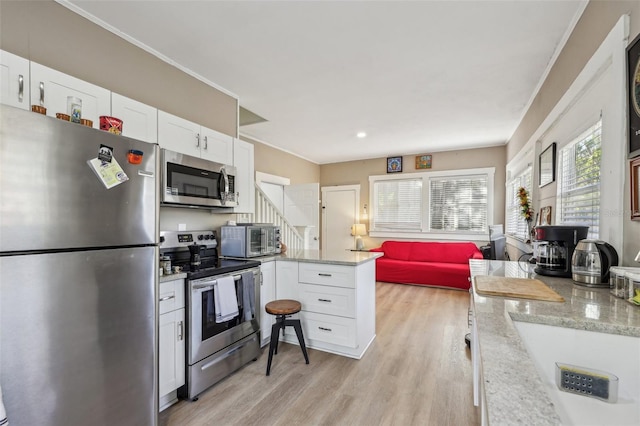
[267,249,381,359]
[470,259,640,426]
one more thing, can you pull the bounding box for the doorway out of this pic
[321,185,360,252]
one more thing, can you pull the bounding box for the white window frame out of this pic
[556,120,602,239]
[505,166,533,241]
[369,167,495,241]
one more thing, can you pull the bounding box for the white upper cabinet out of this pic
[111,93,158,144]
[158,110,235,164]
[200,126,234,165]
[0,50,30,110]
[233,138,255,214]
[158,110,201,157]
[30,62,110,128]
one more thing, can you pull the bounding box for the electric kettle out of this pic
[571,239,618,287]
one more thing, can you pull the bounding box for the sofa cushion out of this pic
[379,240,413,261]
[375,258,471,290]
[409,241,481,264]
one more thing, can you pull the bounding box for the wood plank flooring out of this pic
[160,282,480,426]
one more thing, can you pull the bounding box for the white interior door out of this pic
[321,185,359,252]
[285,183,320,249]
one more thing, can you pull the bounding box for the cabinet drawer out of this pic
[289,311,357,348]
[299,283,355,318]
[159,278,185,314]
[298,263,354,288]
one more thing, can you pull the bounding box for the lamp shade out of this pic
[351,223,367,236]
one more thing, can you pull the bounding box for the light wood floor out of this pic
[160,282,480,426]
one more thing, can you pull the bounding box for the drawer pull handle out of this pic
[318,327,332,332]
[318,273,332,277]
[318,298,332,303]
[159,295,175,302]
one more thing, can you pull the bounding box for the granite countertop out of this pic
[159,272,186,283]
[470,259,640,426]
[276,249,382,266]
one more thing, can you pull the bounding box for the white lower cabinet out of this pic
[275,260,376,359]
[158,278,185,412]
[0,50,29,110]
[259,261,276,347]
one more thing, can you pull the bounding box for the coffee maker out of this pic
[534,225,589,278]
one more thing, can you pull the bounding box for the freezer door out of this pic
[0,246,158,426]
[0,105,158,252]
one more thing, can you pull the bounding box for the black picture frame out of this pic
[539,142,556,187]
[387,156,402,173]
[627,32,640,158]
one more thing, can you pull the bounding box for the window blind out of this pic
[430,175,488,232]
[506,167,532,240]
[372,178,422,230]
[557,120,601,239]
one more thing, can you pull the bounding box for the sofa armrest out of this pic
[471,252,484,259]
[369,247,384,253]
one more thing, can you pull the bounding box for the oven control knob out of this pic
[204,235,210,240]
[198,234,204,240]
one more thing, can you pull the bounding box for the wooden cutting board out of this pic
[473,276,565,302]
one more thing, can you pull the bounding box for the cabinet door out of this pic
[233,138,255,214]
[30,62,110,128]
[159,308,186,397]
[0,50,29,110]
[259,261,276,346]
[200,126,234,165]
[111,93,157,143]
[275,261,299,301]
[158,110,201,157]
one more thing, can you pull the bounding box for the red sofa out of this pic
[370,241,483,290]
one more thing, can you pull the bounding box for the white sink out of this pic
[514,321,640,426]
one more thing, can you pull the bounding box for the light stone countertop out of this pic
[275,249,382,266]
[470,259,640,426]
[159,272,187,283]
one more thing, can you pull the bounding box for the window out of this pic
[505,167,533,240]
[372,178,422,230]
[430,175,488,232]
[556,120,602,239]
[369,168,493,239]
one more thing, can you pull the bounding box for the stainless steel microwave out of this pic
[220,224,281,258]
[161,149,237,208]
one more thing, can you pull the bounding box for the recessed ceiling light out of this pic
[357,132,367,138]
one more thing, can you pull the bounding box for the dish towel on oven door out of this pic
[0,384,8,426]
[241,271,255,321]
[214,275,239,323]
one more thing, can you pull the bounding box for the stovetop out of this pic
[180,258,261,280]
[159,229,260,280]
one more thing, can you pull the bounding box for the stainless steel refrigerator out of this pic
[0,105,159,426]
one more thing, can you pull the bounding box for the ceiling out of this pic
[63,0,587,164]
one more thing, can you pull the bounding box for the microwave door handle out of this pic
[220,168,229,204]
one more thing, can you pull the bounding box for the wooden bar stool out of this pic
[265,299,310,376]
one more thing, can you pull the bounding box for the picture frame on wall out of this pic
[387,156,403,173]
[539,142,556,187]
[415,154,432,169]
[539,206,552,226]
[627,32,640,158]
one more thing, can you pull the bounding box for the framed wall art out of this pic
[387,156,403,173]
[539,206,552,226]
[415,154,432,169]
[539,142,556,187]
[631,157,640,221]
[628,32,640,158]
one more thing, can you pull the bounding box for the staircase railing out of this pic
[238,184,304,252]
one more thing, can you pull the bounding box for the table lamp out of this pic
[351,224,367,250]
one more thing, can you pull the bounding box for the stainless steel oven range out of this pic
[160,230,261,400]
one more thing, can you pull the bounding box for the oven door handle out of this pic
[192,284,215,291]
